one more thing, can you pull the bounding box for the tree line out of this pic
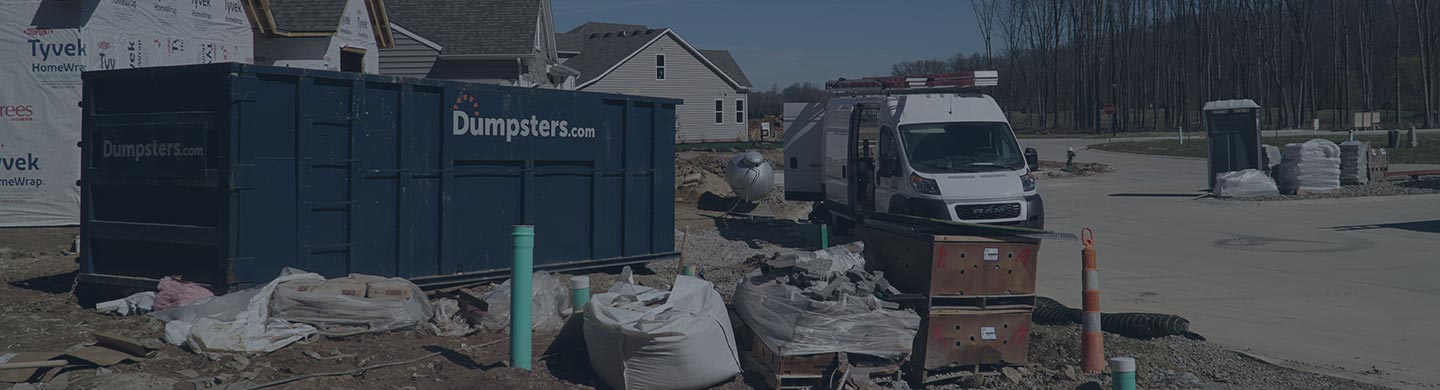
[888,0,1440,132]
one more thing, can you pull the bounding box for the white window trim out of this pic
[735,99,745,124]
[655,54,666,80]
[714,99,724,124]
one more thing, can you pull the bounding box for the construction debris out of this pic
[95,292,156,316]
[425,298,475,337]
[1212,169,1279,198]
[153,277,216,311]
[477,271,572,334]
[733,243,920,359]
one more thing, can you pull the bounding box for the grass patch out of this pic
[1089,133,1440,164]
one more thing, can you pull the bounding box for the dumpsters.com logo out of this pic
[451,93,596,142]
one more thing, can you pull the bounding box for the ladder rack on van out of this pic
[826,71,999,97]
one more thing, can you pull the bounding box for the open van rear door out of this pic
[783,102,824,201]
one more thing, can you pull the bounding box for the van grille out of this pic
[955,203,1021,220]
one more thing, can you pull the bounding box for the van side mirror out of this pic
[1024,148,1039,170]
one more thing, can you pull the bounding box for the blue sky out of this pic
[552,0,989,89]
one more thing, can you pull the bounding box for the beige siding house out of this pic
[560,22,752,142]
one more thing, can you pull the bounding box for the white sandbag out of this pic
[479,271,572,333]
[269,273,433,336]
[584,274,741,390]
[1213,169,1279,198]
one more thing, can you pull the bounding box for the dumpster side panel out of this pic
[81,64,677,293]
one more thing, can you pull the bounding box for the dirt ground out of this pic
[0,151,1388,390]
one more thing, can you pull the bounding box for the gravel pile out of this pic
[929,324,1387,390]
[1036,160,1113,179]
[1233,178,1440,201]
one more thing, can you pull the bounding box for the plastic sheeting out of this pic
[478,271,572,334]
[0,0,254,226]
[1278,139,1342,193]
[150,268,433,353]
[584,273,741,390]
[1213,169,1279,198]
[733,244,921,359]
[150,271,320,353]
[269,273,434,336]
[1340,141,1370,185]
[153,277,215,311]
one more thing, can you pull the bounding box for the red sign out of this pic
[1103,104,1116,115]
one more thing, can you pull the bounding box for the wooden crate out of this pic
[739,325,901,389]
[862,224,1040,297]
[907,307,1032,384]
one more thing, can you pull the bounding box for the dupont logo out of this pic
[1,104,35,121]
[450,93,596,142]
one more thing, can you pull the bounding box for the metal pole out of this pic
[510,225,534,370]
[1109,357,1136,390]
[1080,228,1104,373]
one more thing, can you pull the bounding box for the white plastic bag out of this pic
[1213,169,1279,198]
[479,271,572,333]
[584,275,741,390]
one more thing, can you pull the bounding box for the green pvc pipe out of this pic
[681,264,696,277]
[510,225,534,371]
[569,276,590,314]
[1109,357,1136,390]
[820,223,829,249]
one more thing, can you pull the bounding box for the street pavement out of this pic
[1022,138,1440,389]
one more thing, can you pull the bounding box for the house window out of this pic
[655,54,666,80]
[714,99,724,124]
[735,99,745,123]
[340,47,365,73]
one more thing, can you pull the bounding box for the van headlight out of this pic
[910,173,941,195]
[1021,173,1037,193]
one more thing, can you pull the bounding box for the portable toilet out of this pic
[1203,99,1263,189]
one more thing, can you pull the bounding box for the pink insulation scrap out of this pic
[152,277,216,311]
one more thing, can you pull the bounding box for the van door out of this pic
[822,103,853,208]
[875,126,903,213]
[782,102,824,201]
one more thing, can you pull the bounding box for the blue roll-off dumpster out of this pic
[78,63,678,296]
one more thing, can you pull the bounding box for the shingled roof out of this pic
[386,0,543,55]
[699,49,752,88]
[560,22,753,90]
[268,0,349,32]
[562,28,668,85]
[565,22,649,36]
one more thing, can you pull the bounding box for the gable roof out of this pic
[566,22,649,36]
[386,0,542,56]
[268,0,348,32]
[699,50,752,88]
[245,0,394,46]
[563,26,751,91]
[562,28,667,85]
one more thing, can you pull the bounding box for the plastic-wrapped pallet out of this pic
[1340,141,1369,185]
[1278,139,1341,193]
[1213,169,1279,198]
[733,243,921,360]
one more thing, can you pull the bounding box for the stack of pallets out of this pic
[862,219,1041,385]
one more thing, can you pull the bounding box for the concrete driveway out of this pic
[1022,138,1440,389]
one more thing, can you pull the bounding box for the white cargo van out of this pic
[783,72,1043,232]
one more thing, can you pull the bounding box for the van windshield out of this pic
[899,122,1024,173]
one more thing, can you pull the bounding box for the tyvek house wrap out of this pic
[0,0,253,226]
